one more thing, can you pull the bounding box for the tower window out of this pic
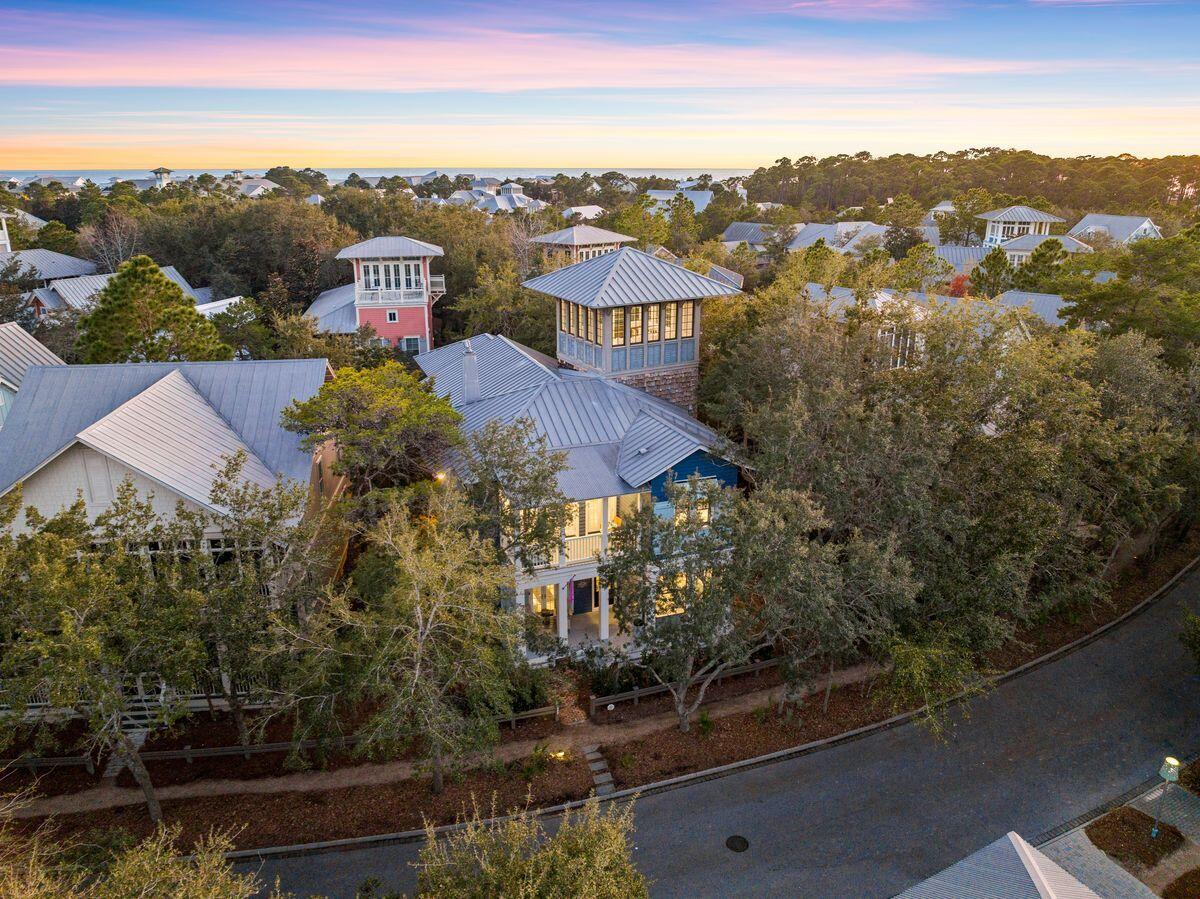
[570,303,578,336]
[612,308,626,347]
[560,299,567,332]
[663,302,677,339]
[681,301,694,338]
[629,305,643,343]
[647,304,660,342]
[587,308,595,343]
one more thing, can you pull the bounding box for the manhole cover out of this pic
[725,835,749,852]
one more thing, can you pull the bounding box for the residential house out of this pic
[531,225,636,263]
[645,189,714,215]
[304,236,446,353]
[1,207,49,239]
[470,177,502,195]
[1068,213,1162,245]
[15,175,88,192]
[0,322,63,428]
[706,263,744,290]
[935,244,989,276]
[978,205,1066,247]
[195,296,246,318]
[994,289,1069,326]
[561,205,605,221]
[720,221,790,255]
[234,178,282,199]
[416,333,737,650]
[27,264,200,319]
[896,831,1099,899]
[0,248,97,289]
[1000,233,1092,267]
[116,167,174,192]
[474,191,548,214]
[305,193,324,206]
[922,199,956,226]
[0,359,336,536]
[523,246,742,412]
[788,221,888,254]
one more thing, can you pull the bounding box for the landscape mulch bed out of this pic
[25,753,595,852]
[588,665,783,726]
[605,681,912,789]
[1085,807,1184,871]
[1164,865,1200,899]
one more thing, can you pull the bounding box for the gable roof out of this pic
[0,322,63,391]
[996,289,1069,325]
[531,225,635,247]
[76,370,279,513]
[1068,213,1160,243]
[1000,234,1092,254]
[416,334,724,499]
[521,246,742,308]
[0,248,97,281]
[935,245,989,273]
[706,263,744,289]
[304,282,358,334]
[977,205,1065,224]
[336,236,444,259]
[38,264,199,310]
[896,832,1099,899]
[0,359,329,500]
[721,222,777,246]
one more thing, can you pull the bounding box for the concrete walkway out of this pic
[16,663,877,819]
[1041,830,1157,899]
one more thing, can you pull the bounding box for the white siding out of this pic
[12,443,212,535]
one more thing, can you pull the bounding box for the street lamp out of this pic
[1151,756,1181,839]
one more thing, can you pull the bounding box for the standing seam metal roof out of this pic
[44,264,199,309]
[0,248,97,281]
[521,247,742,308]
[531,225,635,247]
[336,236,444,259]
[976,205,1066,224]
[0,323,64,390]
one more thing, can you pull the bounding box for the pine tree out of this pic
[1012,238,1066,292]
[78,255,233,363]
[969,247,1015,298]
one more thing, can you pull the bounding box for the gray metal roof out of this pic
[42,264,199,310]
[531,225,635,247]
[475,194,548,214]
[0,322,63,390]
[720,222,776,246]
[1,208,48,229]
[0,248,97,281]
[335,236,444,259]
[935,245,989,273]
[996,290,1069,325]
[1068,213,1160,244]
[706,263,744,289]
[0,359,329,498]
[522,247,742,309]
[77,369,279,513]
[977,205,1065,224]
[895,832,1099,899]
[304,283,358,334]
[1000,234,1092,254]
[645,189,714,214]
[416,334,724,500]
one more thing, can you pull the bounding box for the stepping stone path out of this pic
[582,744,614,796]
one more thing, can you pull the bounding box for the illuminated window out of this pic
[584,499,602,534]
[560,299,567,332]
[680,301,694,338]
[563,502,581,537]
[570,303,578,336]
[629,305,643,343]
[663,302,678,339]
[613,308,626,346]
[587,308,595,343]
[647,304,660,342]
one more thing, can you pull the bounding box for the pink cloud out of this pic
[773,0,944,19]
[0,28,1057,93]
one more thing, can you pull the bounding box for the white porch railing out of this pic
[356,287,428,305]
[563,534,603,564]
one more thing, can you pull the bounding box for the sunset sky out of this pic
[3,0,1198,170]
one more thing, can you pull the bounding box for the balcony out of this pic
[355,287,429,306]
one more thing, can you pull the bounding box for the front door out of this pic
[572,577,595,615]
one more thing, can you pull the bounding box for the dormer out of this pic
[335,236,447,353]
[531,225,636,263]
[523,247,741,412]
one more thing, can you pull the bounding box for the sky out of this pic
[2,0,1198,171]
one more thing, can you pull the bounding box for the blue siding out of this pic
[647,449,738,504]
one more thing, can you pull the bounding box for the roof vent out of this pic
[462,339,480,404]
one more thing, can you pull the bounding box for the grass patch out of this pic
[1085,807,1184,870]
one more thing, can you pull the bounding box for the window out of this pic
[680,301,694,338]
[663,302,678,339]
[386,310,398,323]
[403,337,420,354]
[586,307,595,343]
[560,299,567,332]
[629,305,643,343]
[564,502,581,537]
[403,261,422,290]
[383,264,393,290]
[612,308,626,346]
[584,499,602,535]
[675,476,717,524]
[363,264,381,289]
[646,304,660,342]
[570,303,578,337]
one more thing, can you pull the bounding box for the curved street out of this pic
[243,566,1200,898]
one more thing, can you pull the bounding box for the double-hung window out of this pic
[680,301,694,338]
[647,304,660,342]
[663,302,678,339]
[612,308,626,346]
[629,305,643,343]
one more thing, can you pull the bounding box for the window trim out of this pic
[612,308,626,347]
[629,305,643,344]
[680,301,694,339]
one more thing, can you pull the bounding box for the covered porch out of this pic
[523,577,635,653]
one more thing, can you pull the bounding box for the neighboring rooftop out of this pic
[1068,213,1161,244]
[416,334,725,500]
[977,205,1066,224]
[0,248,97,281]
[896,831,1099,899]
[1000,233,1092,254]
[522,246,742,308]
[33,264,199,311]
[531,225,636,247]
[304,283,358,334]
[0,359,330,502]
[645,189,714,214]
[995,289,1069,325]
[335,236,444,259]
[0,322,63,391]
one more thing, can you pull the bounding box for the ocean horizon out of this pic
[4,167,755,184]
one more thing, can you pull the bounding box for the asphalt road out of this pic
[241,566,1200,898]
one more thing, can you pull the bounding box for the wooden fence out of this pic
[588,657,779,717]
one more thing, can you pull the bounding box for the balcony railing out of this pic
[564,534,603,564]
[356,287,428,305]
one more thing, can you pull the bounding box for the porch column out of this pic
[599,583,610,642]
[600,497,610,556]
[557,580,570,642]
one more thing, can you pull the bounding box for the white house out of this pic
[1068,213,1162,245]
[562,205,605,221]
[0,359,334,536]
[645,189,714,215]
[978,205,1066,247]
[1000,233,1092,266]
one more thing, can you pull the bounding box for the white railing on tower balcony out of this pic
[356,287,429,305]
